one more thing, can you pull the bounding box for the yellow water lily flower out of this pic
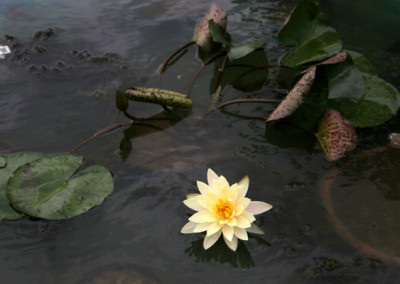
[181,168,273,251]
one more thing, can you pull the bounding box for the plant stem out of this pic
[158,40,195,88]
[182,51,225,93]
[69,124,126,153]
[216,98,281,110]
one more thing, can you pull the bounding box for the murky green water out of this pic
[1,0,400,283]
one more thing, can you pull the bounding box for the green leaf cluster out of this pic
[277,0,400,129]
[0,153,113,220]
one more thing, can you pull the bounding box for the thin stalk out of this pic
[212,54,229,94]
[216,98,281,110]
[181,51,225,93]
[69,123,126,153]
[158,40,195,88]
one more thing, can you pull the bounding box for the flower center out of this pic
[215,199,232,219]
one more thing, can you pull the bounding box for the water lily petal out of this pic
[189,210,218,223]
[238,175,249,197]
[236,197,251,211]
[222,224,234,241]
[203,230,222,250]
[186,193,200,199]
[206,222,223,236]
[236,215,252,228]
[234,227,248,240]
[194,222,211,233]
[183,198,204,211]
[197,181,211,195]
[246,223,265,235]
[227,217,237,227]
[223,235,238,251]
[181,222,197,234]
[207,168,219,186]
[216,175,230,191]
[246,201,273,215]
[241,210,256,223]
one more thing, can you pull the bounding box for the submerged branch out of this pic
[158,40,195,88]
[69,124,125,153]
[216,98,281,110]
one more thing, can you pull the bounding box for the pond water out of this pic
[1,0,400,283]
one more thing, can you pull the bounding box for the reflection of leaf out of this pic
[228,41,266,61]
[329,73,400,127]
[7,154,113,220]
[120,110,191,161]
[324,57,364,100]
[210,49,269,92]
[267,66,316,121]
[316,109,358,162]
[278,0,342,67]
[184,237,255,269]
[0,153,44,220]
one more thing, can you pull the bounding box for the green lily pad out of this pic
[324,57,364,100]
[228,41,266,61]
[0,152,45,220]
[347,50,377,75]
[316,109,358,161]
[0,156,5,168]
[278,0,342,67]
[7,154,113,220]
[329,73,400,127]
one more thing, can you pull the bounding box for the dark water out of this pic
[1,0,400,283]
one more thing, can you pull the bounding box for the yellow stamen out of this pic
[215,199,232,219]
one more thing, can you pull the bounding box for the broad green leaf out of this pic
[0,156,5,168]
[329,73,400,127]
[278,0,342,67]
[267,66,316,121]
[7,154,113,220]
[228,41,266,61]
[208,19,231,47]
[194,4,227,53]
[0,152,44,220]
[324,57,364,100]
[316,109,358,162]
[347,50,377,75]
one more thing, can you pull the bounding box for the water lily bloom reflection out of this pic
[181,169,273,251]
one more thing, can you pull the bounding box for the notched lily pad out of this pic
[0,152,45,220]
[278,0,342,67]
[7,154,113,220]
[267,66,316,122]
[316,109,358,162]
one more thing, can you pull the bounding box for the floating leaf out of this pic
[347,50,377,75]
[0,156,5,168]
[329,73,400,127]
[316,109,358,162]
[324,57,364,100]
[124,87,192,109]
[267,66,316,122]
[193,3,227,53]
[228,41,266,61]
[7,154,113,220]
[0,152,45,220]
[278,0,342,67]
